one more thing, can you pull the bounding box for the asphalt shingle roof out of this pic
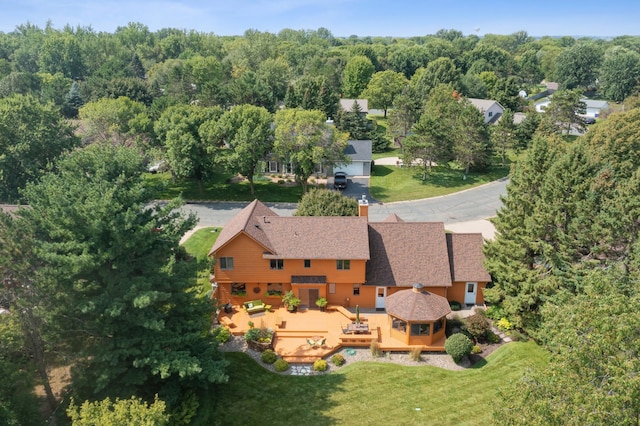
[446,233,492,282]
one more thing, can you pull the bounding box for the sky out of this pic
[0,0,638,38]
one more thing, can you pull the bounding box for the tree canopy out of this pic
[294,188,358,216]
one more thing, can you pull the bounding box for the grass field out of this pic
[370,163,510,202]
[181,227,220,292]
[206,341,548,426]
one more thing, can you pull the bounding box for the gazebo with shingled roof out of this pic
[385,283,451,346]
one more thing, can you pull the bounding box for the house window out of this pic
[392,318,407,334]
[329,283,336,294]
[231,283,246,296]
[433,318,443,334]
[353,284,360,296]
[268,161,278,173]
[219,257,234,270]
[410,323,430,336]
[304,259,311,268]
[337,260,350,270]
[270,259,284,270]
[488,111,493,117]
[266,283,282,296]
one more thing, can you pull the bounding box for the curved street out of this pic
[180,177,508,240]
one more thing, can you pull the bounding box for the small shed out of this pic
[386,283,451,347]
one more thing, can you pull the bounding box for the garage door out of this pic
[334,162,363,176]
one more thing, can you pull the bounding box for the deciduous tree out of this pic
[0,94,79,202]
[274,109,349,193]
[341,55,375,98]
[294,188,358,216]
[360,70,407,117]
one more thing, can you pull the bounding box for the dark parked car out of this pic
[333,172,347,190]
[584,117,596,125]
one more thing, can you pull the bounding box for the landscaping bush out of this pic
[508,329,529,342]
[313,359,328,372]
[445,333,474,363]
[261,350,277,364]
[370,340,382,358]
[464,313,492,342]
[471,345,482,354]
[212,326,231,344]
[409,347,422,362]
[485,304,506,320]
[486,331,501,344]
[244,328,261,342]
[331,354,345,366]
[274,359,289,372]
[446,315,464,336]
[449,301,462,311]
[496,317,514,331]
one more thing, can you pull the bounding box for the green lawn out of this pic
[145,171,306,203]
[370,163,510,203]
[204,341,548,426]
[181,227,221,293]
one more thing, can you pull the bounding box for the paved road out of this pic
[180,177,508,228]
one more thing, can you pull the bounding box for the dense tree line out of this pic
[485,109,640,423]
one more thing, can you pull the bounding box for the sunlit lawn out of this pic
[370,163,510,203]
[204,341,548,426]
[181,226,221,293]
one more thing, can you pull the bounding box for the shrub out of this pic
[445,333,474,363]
[485,304,506,320]
[446,315,464,336]
[274,359,289,372]
[509,330,529,342]
[370,340,382,358]
[464,313,492,342]
[244,327,273,343]
[212,326,231,344]
[486,331,501,344]
[409,347,422,361]
[496,317,514,331]
[313,359,328,372]
[449,301,462,311]
[471,345,482,354]
[261,349,277,364]
[331,354,345,366]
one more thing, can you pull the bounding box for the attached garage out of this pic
[333,140,372,177]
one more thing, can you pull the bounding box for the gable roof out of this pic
[446,233,491,282]
[209,199,370,260]
[382,213,405,223]
[209,199,277,255]
[468,98,503,112]
[339,99,369,113]
[366,222,452,287]
[344,140,372,162]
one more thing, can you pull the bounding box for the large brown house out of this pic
[209,198,491,311]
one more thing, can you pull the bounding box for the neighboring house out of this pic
[535,97,609,118]
[209,199,491,312]
[468,98,505,124]
[333,140,372,177]
[338,99,369,116]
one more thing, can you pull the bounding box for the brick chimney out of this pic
[358,195,368,219]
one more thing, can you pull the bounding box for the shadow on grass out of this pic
[204,352,345,426]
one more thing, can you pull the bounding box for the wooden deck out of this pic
[217,306,446,363]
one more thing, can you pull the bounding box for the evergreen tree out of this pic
[19,144,228,408]
[62,79,83,118]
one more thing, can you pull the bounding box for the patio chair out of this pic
[316,337,326,347]
[306,338,317,348]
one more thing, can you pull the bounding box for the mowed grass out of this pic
[207,341,548,426]
[370,163,510,202]
[145,170,306,203]
[182,226,221,262]
[181,227,221,293]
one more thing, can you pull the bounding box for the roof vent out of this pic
[412,283,424,293]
